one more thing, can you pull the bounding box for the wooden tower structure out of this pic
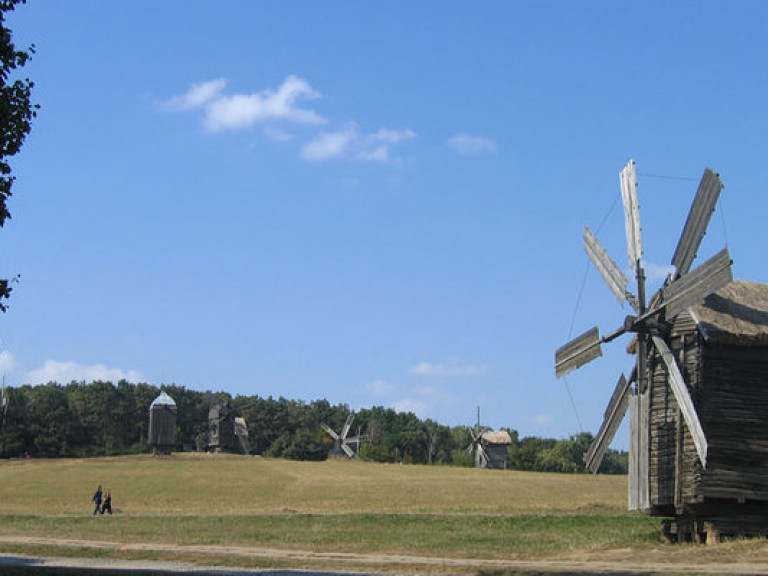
[207,401,249,454]
[553,160,768,542]
[148,391,177,455]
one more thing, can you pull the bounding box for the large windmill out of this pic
[321,414,366,459]
[555,159,734,520]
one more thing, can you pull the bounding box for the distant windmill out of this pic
[466,407,490,467]
[466,407,511,469]
[321,414,367,459]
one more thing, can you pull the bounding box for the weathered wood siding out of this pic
[696,343,768,502]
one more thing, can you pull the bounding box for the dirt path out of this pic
[3,536,768,575]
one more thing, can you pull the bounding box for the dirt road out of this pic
[2,536,768,575]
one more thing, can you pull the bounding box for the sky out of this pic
[1,2,767,447]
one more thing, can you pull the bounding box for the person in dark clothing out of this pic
[92,485,103,515]
[100,490,112,515]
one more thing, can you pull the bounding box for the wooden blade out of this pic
[671,167,723,277]
[620,159,642,270]
[583,227,637,311]
[555,327,602,378]
[340,441,356,458]
[660,248,732,318]
[585,373,631,473]
[651,335,708,467]
[341,414,354,440]
[320,423,339,441]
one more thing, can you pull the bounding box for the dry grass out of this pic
[0,453,627,516]
[2,454,768,574]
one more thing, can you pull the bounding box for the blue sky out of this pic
[1,2,767,445]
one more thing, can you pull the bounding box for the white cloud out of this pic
[366,379,396,396]
[447,133,497,155]
[371,128,417,144]
[24,360,144,385]
[410,362,487,377]
[0,350,15,373]
[164,78,227,111]
[358,145,390,163]
[164,75,326,132]
[204,76,325,131]
[301,124,358,161]
[392,398,427,417]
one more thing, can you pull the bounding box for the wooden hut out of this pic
[478,430,512,469]
[645,280,768,542]
[148,391,176,455]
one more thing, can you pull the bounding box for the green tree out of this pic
[0,0,37,310]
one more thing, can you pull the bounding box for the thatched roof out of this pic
[480,430,512,445]
[692,280,768,346]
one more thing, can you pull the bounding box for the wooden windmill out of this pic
[466,408,512,469]
[321,414,366,459]
[555,159,749,540]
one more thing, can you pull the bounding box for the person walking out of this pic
[92,484,103,515]
[100,489,112,515]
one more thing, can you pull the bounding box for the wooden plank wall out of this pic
[697,344,768,502]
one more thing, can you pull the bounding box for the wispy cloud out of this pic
[447,133,497,155]
[24,360,144,385]
[302,124,416,163]
[164,77,415,164]
[366,379,396,397]
[410,362,487,377]
[301,123,358,161]
[163,78,227,111]
[163,75,326,132]
[393,398,427,417]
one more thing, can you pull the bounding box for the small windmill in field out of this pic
[321,414,366,459]
[466,407,511,469]
[554,160,768,542]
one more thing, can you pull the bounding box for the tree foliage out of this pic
[0,380,627,475]
[0,0,36,310]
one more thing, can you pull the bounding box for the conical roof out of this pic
[150,391,176,408]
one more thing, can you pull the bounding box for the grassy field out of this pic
[1,454,768,574]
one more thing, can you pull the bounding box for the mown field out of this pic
[2,454,768,575]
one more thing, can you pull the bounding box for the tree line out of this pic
[0,381,627,474]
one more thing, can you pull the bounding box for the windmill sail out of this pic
[555,327,602,378]
[671,167,724,277]
[585,373,631,473]
[320,422,339,441]
[660,248,732,318]
[620,159,642,270]
[583,227,635,310]
[651,335,708,466]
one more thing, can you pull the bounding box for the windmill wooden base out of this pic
[662,500,768,544]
